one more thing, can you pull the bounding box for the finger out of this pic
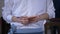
[29,18,38,23]
[22,21,29,25]
[20,19,29,23]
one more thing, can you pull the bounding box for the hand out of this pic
[12,16,29,25]
[28,16,40,23]
[12,16,21,22]
[28,13,49,23]
[19,16,29,25]
[12,16,40,25]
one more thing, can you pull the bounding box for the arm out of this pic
[2,0,29,25]
[2,0,14,23]
[37,0,55,20]
[38,13,49,20]
[46,0,55,19]
[28,0,55,23]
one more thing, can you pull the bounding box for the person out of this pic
[2,0,55,34]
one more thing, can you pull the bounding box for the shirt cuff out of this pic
[7,15,13,21]
[47,11,55,19]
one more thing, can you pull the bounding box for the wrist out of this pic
[12,16,18,22]
[36,15,41,21]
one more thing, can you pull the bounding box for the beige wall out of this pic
[0,0,4,17]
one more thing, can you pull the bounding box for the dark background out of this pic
[53,0,60,18]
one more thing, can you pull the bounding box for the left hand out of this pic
[28,16,40,23]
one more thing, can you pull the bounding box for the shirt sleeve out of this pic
[2,0,14,23]
[47,0,55,19]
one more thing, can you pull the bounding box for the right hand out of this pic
[12,16,21,22]
[12,16,29,25]
[19,16,29,25]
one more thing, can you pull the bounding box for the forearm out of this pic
[38,13,49,20]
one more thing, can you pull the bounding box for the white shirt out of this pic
[2,0,55,33]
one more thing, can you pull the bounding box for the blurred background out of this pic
[0,0,3,34]
[0,0,3,17]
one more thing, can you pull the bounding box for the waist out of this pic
[10,20,46,29]
[9,20,46,33]
[14,28,44,33]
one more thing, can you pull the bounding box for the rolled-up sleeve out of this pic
[47,0,55,19]
[2,0,14,23]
